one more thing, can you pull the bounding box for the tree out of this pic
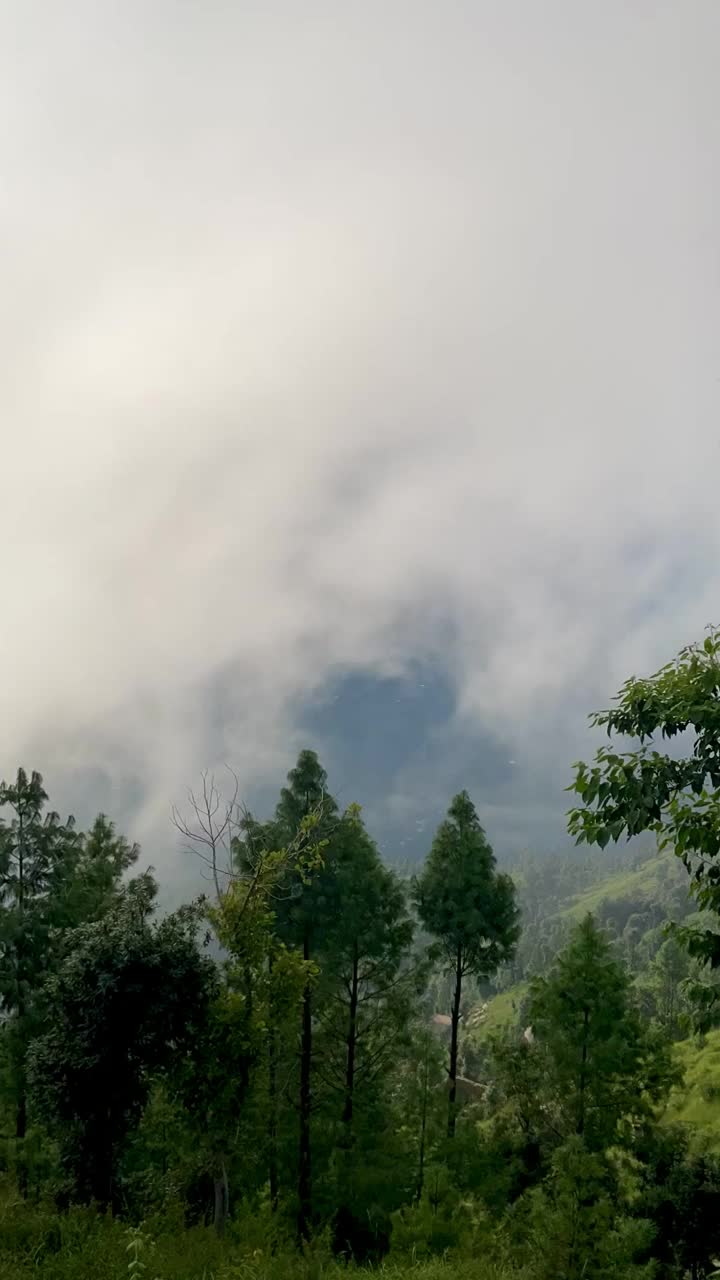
[171,764,326,1238]
[567,626,720,999]
[211,802,324,1238]
[27,879,214,1211]
[237,749,339,1243]
[318,806,416,1140]
[53,813,141,934]
[527,915,676,1152]
[485,1030,554,1202]
[635,934,694,1041]
[639,1124,720,1280]
[311,806,421,1252]
[414,792,519,1137]
[524,1136,655,1280]
[0,768,79,1192]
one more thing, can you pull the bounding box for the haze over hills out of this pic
[0,1,717,904]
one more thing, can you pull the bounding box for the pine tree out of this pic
[414,792,519,1136]
[320,807,416,1139]
[239,750,339,1242]
[317,807,419,1253]
[528,914,676,1151]
[0,768,79,1193]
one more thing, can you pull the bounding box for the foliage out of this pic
[638,1124,720,1279]
[414,792,519,1136]
[568,625,720,986]
[414,792,520,979]
[0,770,147,1196]
[527,915,677,1151]
[5,723,720,1277]
[26,886,214,1209]
[519,1137,656,1280]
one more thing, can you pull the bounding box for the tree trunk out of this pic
[297,928,312,1244]
[15,1090,27,1198]
[213,1162,229,1238]
[90,1116,115,1212]
[341,940,359,1135]
[416,1050,429,1202]
[268,953,279,1218]
[577,1006,589,1137]
[447,942,463,1138]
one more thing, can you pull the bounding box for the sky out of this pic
[1,2,718,895]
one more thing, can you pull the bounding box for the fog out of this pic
[1,2,718,890]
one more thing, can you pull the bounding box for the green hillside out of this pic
[463,849,720,1152]
[562,852,675,921]
[666,1029,720,1150]
[470,850,683,1037]
[467,982,530,1035]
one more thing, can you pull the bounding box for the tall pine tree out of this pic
[414,792,519,1137]
[0,769,79,1192]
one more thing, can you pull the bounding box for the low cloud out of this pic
[1,2,718,891]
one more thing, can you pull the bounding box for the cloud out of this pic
[0,2,718,890]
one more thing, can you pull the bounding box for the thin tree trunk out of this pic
[213,1161,229,1238]
[15,1091,27,1198]
[297,928,312,1244]
[577,1006,589,1137]
[447,942,463,1138]
[91,1112,115,1211]
[268,953,279,1217]
[416,1050,429,1203]
[341,940,359,1135]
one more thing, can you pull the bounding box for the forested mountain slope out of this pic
[464,845,720,1152]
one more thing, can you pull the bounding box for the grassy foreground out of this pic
[0,1189,529,1280]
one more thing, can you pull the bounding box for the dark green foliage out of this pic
[519,1137,656,1280]
[27,885,214,1209]
[0,769,81,1192]
[639,1125,720,1279]
[415,793,520,978]
[0,769,80,1015]
[528,915,677,1151]
[414,792,519,1136]
[53,814,141,935]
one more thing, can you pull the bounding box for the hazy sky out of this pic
[1,3,718,889]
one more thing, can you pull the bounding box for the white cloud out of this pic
[0,2,718,887]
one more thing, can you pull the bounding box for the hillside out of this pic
[463,848,720,1150]
[562,852,677,919]
[468,848,689,1034]
[666,1030,720,1150]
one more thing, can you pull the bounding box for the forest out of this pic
[3,629,720,1280]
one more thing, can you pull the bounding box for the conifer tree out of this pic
[0,769,79,1192]
[239,750,339,1242]
[528,914,676,1150]
[414,792,519,1136]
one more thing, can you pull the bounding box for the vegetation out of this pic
[5,628,720,1276]
[413,791,519,1137]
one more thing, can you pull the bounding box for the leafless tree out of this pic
[171,766,243,904]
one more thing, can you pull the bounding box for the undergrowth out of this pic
[0,1188,530,1280]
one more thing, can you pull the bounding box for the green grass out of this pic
[561,853,672,921]
[466,977,527,1039]
[665,1029,720,1149]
